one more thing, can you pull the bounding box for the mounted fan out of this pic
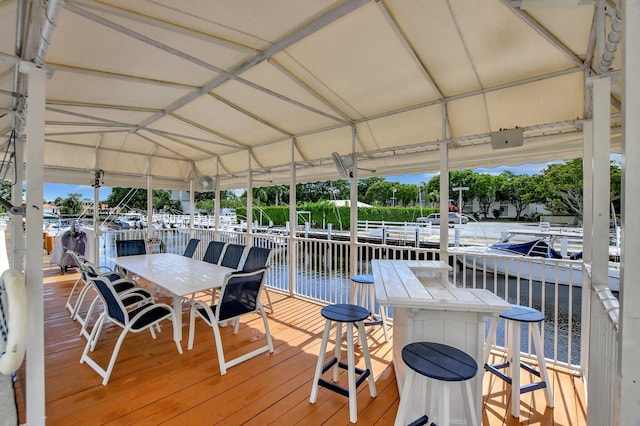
[332,152,354,178]
[197,175,215,191]
[331,152,374,178]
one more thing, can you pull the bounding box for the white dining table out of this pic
[110,253,235,340]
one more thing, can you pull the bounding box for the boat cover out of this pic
[50,223,88,269]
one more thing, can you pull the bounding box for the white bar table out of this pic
[111,253,234,340]
[372,259,510,425]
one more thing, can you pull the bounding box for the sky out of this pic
[42,161,559,202]
[384,161,557,186]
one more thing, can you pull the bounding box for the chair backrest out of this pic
[217,269,266,322]
[88,275,127,324]
[219,243,246,269]
[145,236,166,254]
[241,246,273,272]
[182,238,200,258]
[203,241,227,264]
[115,239,147,257]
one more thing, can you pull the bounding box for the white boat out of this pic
[450,228,620,291]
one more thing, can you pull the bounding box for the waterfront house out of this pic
[0,1,637,424]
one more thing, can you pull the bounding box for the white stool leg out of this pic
[440,381,450,426]
[350,281,360,306]
[333,322,343,382]
[346,322,357,423]
[461,379,478,426]
[530,322,554,407]
[483,314,499,366]
[357,321,377,397]
[510,320,521,418]
[367,284,389,342]
[394,369,416,426]
[310,319,331,404]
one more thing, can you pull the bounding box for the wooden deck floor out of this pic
[15,266,587,425]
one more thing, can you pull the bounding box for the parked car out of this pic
[417,212,468,225]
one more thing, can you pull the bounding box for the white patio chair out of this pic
[218,243,246,269]
[182,238,201,258]
[80,274,182,385]
[241,246,274,313]
[202,240,227,265]
[76,266,155,341]
[187,268,273,375]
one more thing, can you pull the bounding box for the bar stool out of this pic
[394,342,478,426]
[350,274,389,342]
[310,303,377,423]
[483,305,554,417]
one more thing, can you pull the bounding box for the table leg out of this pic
[172,294,183,341]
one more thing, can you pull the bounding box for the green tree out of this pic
[62,193,83,215]
[358,177,385,200]
[538,158,621,221]
[363,181,418,206]
[495,172,540,221]
[106,187,180,212]
[472,174,497,219]
[449,170,476,211]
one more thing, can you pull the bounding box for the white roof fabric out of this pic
[0,0,623,190]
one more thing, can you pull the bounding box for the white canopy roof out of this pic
[0,0,622,190]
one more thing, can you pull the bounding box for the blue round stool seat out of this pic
[321,303,370,323]
[350,274,374,284]
[402,342,477,382]
[396,342,479,425]
[499,305,544,323]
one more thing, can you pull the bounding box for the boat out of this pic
[100,211,148,230]
[450,228,620,291]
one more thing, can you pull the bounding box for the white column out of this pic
[24,63,46,426]
[11,132,23,271]
[590,77,611,285]
[189,179,195,230]
[146,175,153,231]
[620,0,640,423]
[350,127,358,278]
[288,140,297,297]
[92,184,100,265]
[580,120,593,375]
[439,142,449,255]
[247,152,253,241]
[439,104,449,256]
[214,158,221,240]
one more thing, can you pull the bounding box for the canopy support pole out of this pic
[349,126,358,280]
[24,63,47,426]
[439,104,449,257]
[620,0,640,422]
[288,139,297,297]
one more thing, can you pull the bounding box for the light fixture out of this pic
[91,169,104,188]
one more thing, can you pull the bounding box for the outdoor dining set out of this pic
[62,237,555,425]
[64,238,274,385]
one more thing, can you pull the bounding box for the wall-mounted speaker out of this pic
[491,128,524,149]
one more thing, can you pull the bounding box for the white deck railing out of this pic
[583,268,620,426]
[94,227,620,375]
